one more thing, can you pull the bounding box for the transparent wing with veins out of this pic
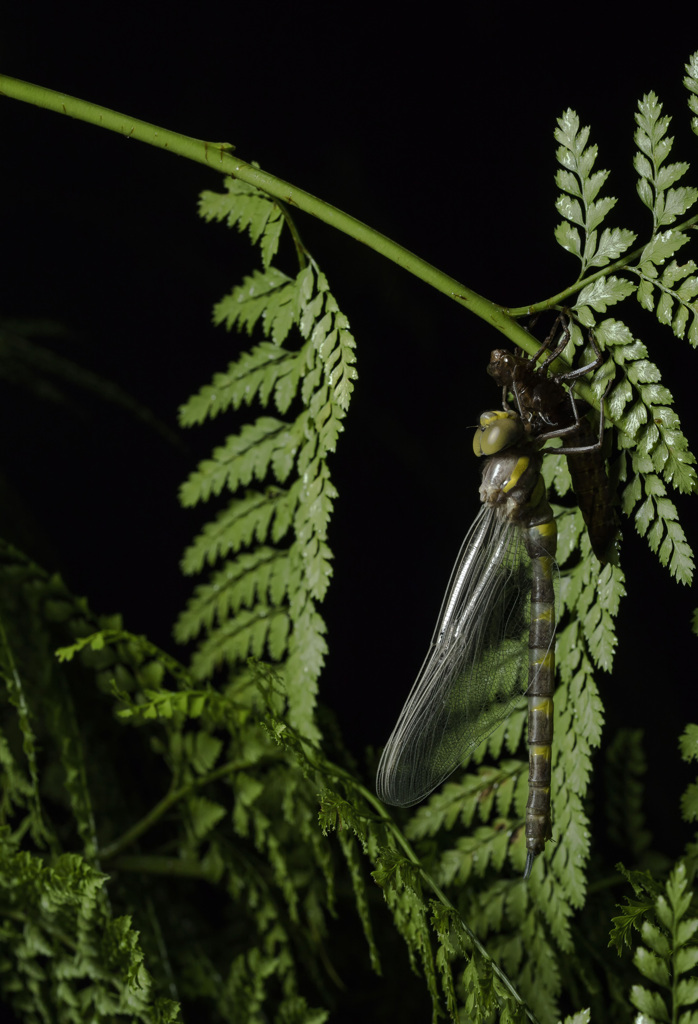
[376,506,534,807]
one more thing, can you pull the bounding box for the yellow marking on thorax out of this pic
[502,455,530,492]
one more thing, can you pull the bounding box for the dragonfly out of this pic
[376,406,558,878]
[487,315,617,563]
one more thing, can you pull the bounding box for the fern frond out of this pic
[455,875,562,1023]
[334,825,381,973]
[199,177,284,268]
[0,617,48,846]
[408,764,526,839]
[573,275,637,324]
[182,729,224,776]
[0,546,185,862]
[373,848,444,1009]
[255,665,538,1023]
[560,1012,591,1024]
[628,862,698,1024]
[0,843,181,1022]
[552,91,698,587]
[554,109,636,277]
[180,486,299,574]
[404,765,526,889]
[634,91,698,231]
[685,52,698,135]
[189,602,292,677]
[180,416,299,504]
[180,342,302,425]
[610,894,656,955]
[213,265,299,342]
[77,651,349,1022]
[398,636,599,1016]
[627,90,698,341]
[179,176,357,740]
[175,547,293,642]
[587,318,697,583]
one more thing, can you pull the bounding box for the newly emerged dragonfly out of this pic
[488,315,618,563]
[376,406,558,878]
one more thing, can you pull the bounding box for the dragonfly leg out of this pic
[552,374,613,455]
[549,325,605,387]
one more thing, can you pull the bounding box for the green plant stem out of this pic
[99,758,247,862]
[108,854,217,880]
[0,73,539,353]
[508,209,698,316]
[0,73,619,417]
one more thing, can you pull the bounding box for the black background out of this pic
[1,1,697,919]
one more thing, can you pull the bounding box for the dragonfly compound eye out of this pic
[473,410,524,457]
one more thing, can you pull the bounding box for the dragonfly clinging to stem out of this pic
[377,321,615,877]
[376,405,558,877]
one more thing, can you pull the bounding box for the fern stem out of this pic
[99,757,250,862]
[1,73,613,416]
[508,210,698,316]
[0,74,533,350]
[107,854,217,880]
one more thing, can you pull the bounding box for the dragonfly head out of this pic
[487,348,518,387]
[473,409,525,457]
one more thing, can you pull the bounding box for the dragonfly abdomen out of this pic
[522,518,557,878]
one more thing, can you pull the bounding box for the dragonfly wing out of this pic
[376,506,532,807]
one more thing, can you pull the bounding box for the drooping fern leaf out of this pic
[252,663,539,1024]
[0,844,181,1023]
[0,542,194,1021]
[175,180,357,740]
[56,626,344,1022]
